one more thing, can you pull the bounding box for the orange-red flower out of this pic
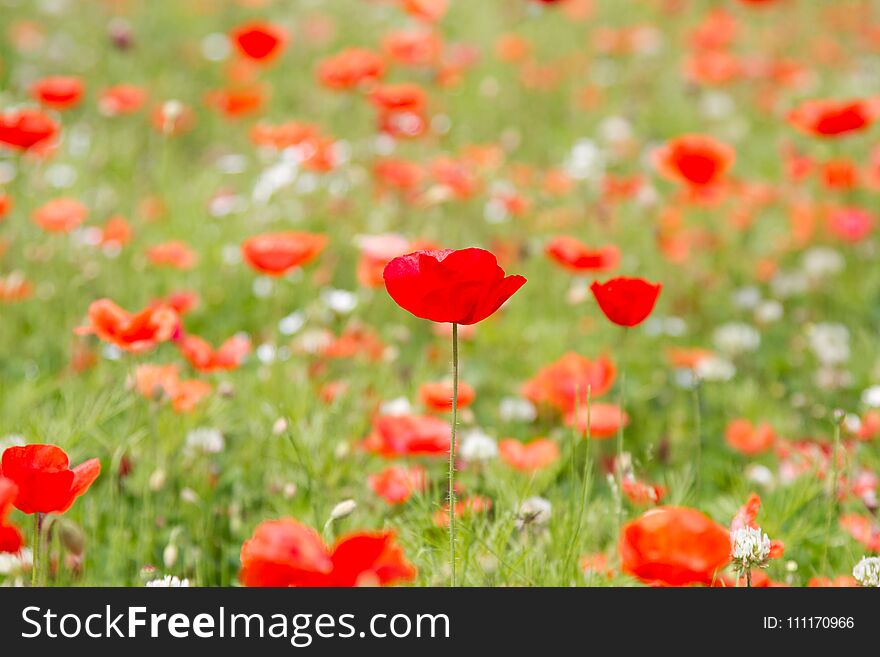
[76,299,179,353]
[401,0,448,23]
[498,438,559,472]
[362,414,451,458]
[839,514,880,552]
[30,75,84,110]
[133,364,212,413]
[0,477,22,553]
[654,134,735,188]
[317,48,385,90]
[0,108,59,151]
[230,21,287,63]
[369,465,427,504]
[241,232,327,276]
[0,444,100,515]
[177,334,251,372]
[620,507,730,586]
[523,353,616,413]
[545,236,620,273]
[146,241,198,269]
[99,84,147,116]
[32,198,87,233]
[240,518,415,587]
[419,380,475,411]
[433,495,491,527]
[590,277,662,327]
[788,98,877,138]
[564,403,629,439]
[725,419,775,456]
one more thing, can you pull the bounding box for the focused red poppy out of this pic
[725,419,775,456]
[620,507,731,587]
[0,444,100,515]
[0,477,22,553]
[362,414,451,458]
[0,108,59,151]
[654,134,735,188]
[522,352,616,412]
[383,248,526,325]
[419,380,475,411]
[787,98,877,138]
[590,277,662,327]
[498,438,559,472]
[545,236,620,273]
[368,465,427,504]
[240,518,416,587]
[230,21,287,63]
[76,298,179,353]
[241,232,327,276]
[32,198,88,233]
[30,76,84,110]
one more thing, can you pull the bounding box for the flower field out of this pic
[1,0,880,588]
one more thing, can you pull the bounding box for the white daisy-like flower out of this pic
[145,575,190,588]
[695,355,736,382]
[184,427,225,456]
[807,323,850,366]
[713,323,760,356]
[459,428,498,462]
[730,526,772,569]
[516,497,552,530]
[861,385,880,408]
[380,396,411,416]
[852,556,880,587]
[498,397,537,423]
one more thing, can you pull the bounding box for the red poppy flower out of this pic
[369,465,427,504]
[620,507,731,587]
[654,134,735,188]
[241,232,327,276]
[99,216,133,247]
[133,364,212,413]
[177,334,251,372]
[826,206,873,243]
[383,248,526,325]
[76,298,179,353]
[788,98,877,138]
[30,76,84,110]
[0,273,33,303]
[0,477,22,553]
[0,108,59,151]
[545,236,620,273]
[230,21,287,63]
[498,438,559,472]
[419,380,475,411]
[146,241,198,269]
[362,414,451,458]
[401,0,449,23]
[622,478,665,505]
[808,576,859,587]
[99,85,147,116]
[433,495,491,528]
[317,48,386,91]
[564,403,629,439]
[590,276,662,327]
[0,444,100,515]
[204,85,267,118]
[522,352,616,413]
[382,29,442,67]
[839,514,880,552]
[0,192,11,220]
[356,233,427,288]
[240,518,416,587]
[725,419,775,456]
[31,198,88,233]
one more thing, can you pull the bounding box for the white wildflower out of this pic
[730,526,772,570]
[852,556,880,587]
[713,323,760,356]
[459,428,498,462]
[146,575,191,588]
[516,497,552,530]
[499,397,537,423]
[184,427,224,456]
[807,323,850,366]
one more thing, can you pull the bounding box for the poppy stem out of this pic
[31,513,43,587]
[821,414,843,573]
[746,567,752,588]
[614,329,628,553]
[692,377,703,498]
[449,322,459,587]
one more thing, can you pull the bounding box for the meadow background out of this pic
[1,0,879,586]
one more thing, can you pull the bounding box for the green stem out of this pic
[449,323,459,587]
[821,417,842,573]
[746,567,752,588]
[31,513,43,587]
[614,349,627,550]
[693,378,703,498]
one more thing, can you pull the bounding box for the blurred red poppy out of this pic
[32,198,87,233]
[0,477,22,553]
[498,438,559,472]
[177,334,251,372]
[590,276,662,327]
[241,232,327,276]
[240,518,416,587]
[564,402,629,439]
[0,108,59,150]
[362,414,451,458]
[0,444,100,515]
[788,98,877,138]
[76,298,179,353]
[725,419,775,456]
[433,495,491,527]
[147,241,198,269]
[317,48,385,90]
[369,465,427,504]
[826,206,873,242]
[522,352,616,413]
[230,21,287,63]
[654,134,735,188]
[383,248,526,325]
[401,0,448,23]
[620,507,730,586]
[0,192,11,220]
[99,85,147,116]
[545,236,620,273]
[419,380,475,411]
[30,76,84,110]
